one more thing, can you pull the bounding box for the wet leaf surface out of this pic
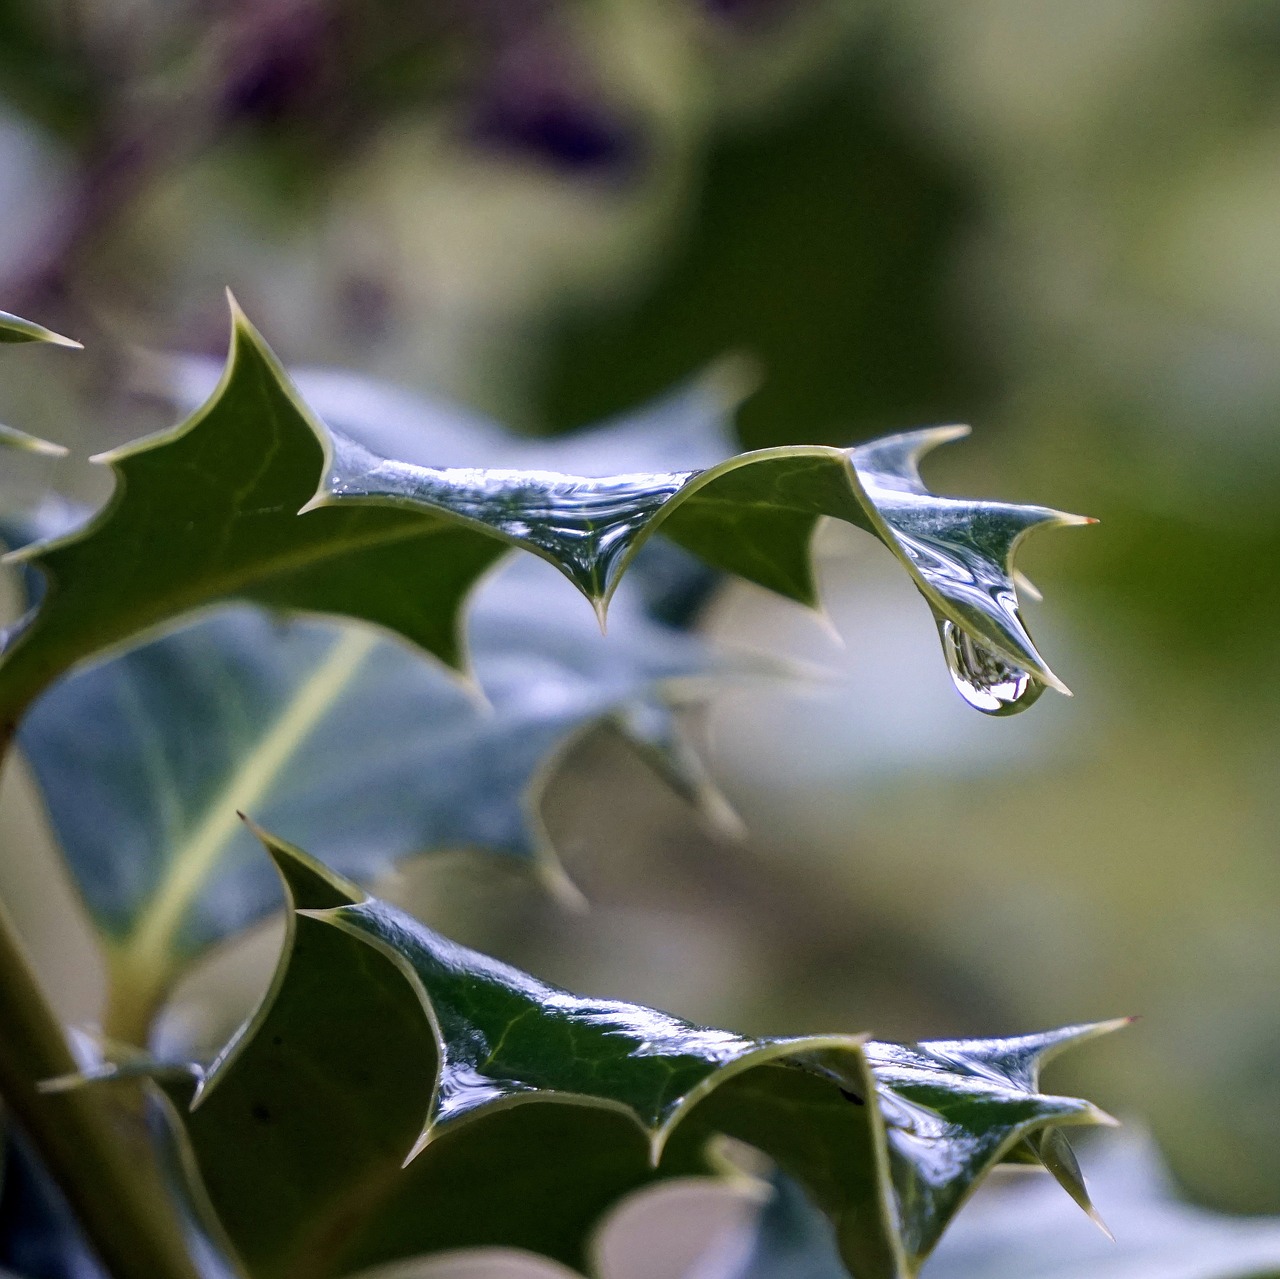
[0,303,1087,1036]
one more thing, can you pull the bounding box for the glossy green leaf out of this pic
[859,1024,1124,1265]
[0,310,81,348]
[313,422,1087,715]
[141,829,1118,1279]
[0,300,1086,729]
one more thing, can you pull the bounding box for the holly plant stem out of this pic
[0,731,201,1279]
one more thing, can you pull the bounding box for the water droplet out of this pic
[938,618,1044,716]
[325,427,694,601]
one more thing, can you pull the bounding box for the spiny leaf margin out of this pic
[165,825,1122,1279]
[310,420,1087,695]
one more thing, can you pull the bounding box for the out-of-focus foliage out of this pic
[737,1129,1280,1279]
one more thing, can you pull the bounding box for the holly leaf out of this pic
[0,300,1087,728]
[312,422,1086,716]
[126,829,1118,1279]
[860,1026,1125,1265]
[0,303,502,726]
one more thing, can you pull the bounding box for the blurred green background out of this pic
[2,0,1279,1229]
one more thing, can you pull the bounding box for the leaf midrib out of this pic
[106,626,379,1037]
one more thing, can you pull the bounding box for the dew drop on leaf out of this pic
[937,618,1044,716]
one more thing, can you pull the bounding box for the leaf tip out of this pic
[458,668,491,709]
[88,442,132,467]
[224,290,274,369]
[296,491,331,516]
[1059,511,1098,528]
[37,1070,91,1095]
[243,817,364,910]
[1088,1205,1117,1243]
[1028,1017,1135,1075]
[402,1126,434,1168]
[534,854,590,914]
[224,287,248,328]
[1,311,83,348]
[592,596,610,634]
[1096,1014,1140,1037]
[1012,568,1043,603]
[694,783,748,843]
[0,541,36,566]
[1034,665,1073,699]
[647,1127,669,1168]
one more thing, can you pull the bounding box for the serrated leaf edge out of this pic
[327,908,873,1169]
[304,389,1086,694]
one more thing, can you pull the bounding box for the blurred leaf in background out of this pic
[736,1129,1280,1279]
[535,38,994,449]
